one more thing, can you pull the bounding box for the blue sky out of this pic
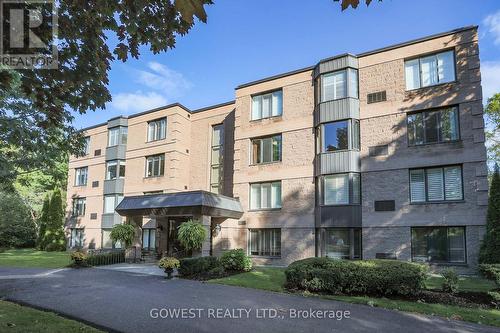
[73,0,500,129]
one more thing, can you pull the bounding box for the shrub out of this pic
[479,264,500,287]
[220,249,252,272]
[177,220,206,254]
[480,164,500,263]
[441,268,459,293]
[178,256,220,277]
[285,257,428,297]
[0,190,36,248]
[38,189,66,251]
[110,224,135,248]
[159,257,180,270]
[45,241,66,252]
[70,251,88,267]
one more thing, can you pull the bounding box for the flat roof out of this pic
[80,25,476,132]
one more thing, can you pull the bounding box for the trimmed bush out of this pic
[178,256,220,278]
[441,268,459,293]
[285,257,428,296]
[220,249,252,272]
[479,264,500,287]
[70,250,88,267]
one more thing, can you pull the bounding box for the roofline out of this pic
[191,100,235,113]
[79,25,477,132]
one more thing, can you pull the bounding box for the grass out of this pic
[0,248,70,268]
[209,267,500,327]
[0,300,103,333]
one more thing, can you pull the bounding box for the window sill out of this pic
[319,149,360,155]
[405,80,457,93]
[250,115,283,123]
[73,185,87,188]
[317,96,359,105]
[319,204,360,207]
[249,255,282,259]
[410,200,465,205]
[249,161,282,167]
[143,175,165,179]
[146,138,166,144]
[408,140,462,148]
[248,208,282,212]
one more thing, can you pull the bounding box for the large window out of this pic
[318,119,360,152]
[411,227,465,263]
[145,154,165,177]
[251,90,283,120]
[106,160,126,180]
[249,229,281,257]
[74,167,88,186]
[250,181,282,210]
[210,124,224,194]
[324,228,361,259]
[147,118,167,142]
[102,229,122,249]
[319,173,360,205]
[319,68,358,102]
[108,126,128,147]
[83,136,90,155]
[142,229,156,250]
[70,228,83,248]
[251,134,282,164]
[103,194,124,214]
[405,50,455,90]
[72,197,86,217]
[410,166,463,203]
[407,107,459,145]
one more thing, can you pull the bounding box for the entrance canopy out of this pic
[115,190,243,219]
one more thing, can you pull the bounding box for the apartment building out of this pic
[66,26,488,273]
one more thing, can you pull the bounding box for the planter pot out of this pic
[164,267,174,279]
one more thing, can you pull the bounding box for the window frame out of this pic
[409,165,464,204]
[250,134,282,165]
[107,126,128,147]
[70,228,84,249]
[410,226,466,264]
[250,89,283,121]
[317,119,360,153]
[322,227,362,260]
[318,68,359,104]
[248,228,281,257]
[74,167,88,186]
[147,117,167,142]
[210,124,224,194]
[102,228,122,249]
[142,228,156,251]
[145,154,165,178]
[407,106,460,146]
[105,160,126,180]
[83,136,90,155]
[249,180,282,211]
[404,49,457,91]
[318,173,361,206]
[103,194,124,214]
[72,197,86,217]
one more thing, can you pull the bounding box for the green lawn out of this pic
[0,249,70,268]
[209,267,500,327]
[0,301,103,333]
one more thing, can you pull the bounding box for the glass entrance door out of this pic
[167,217,191,257]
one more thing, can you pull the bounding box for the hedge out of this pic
[479,264,500,287]
[285,257,428,296]
[178,256,220,278]
[220,249,252,272]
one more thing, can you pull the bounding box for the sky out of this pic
[72,0,500,129]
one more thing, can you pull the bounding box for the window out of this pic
[319,68,358,102]
[407,107,459,145]
[319,173,360,205]
[405,50,455,90]
[144,190,163,195]
[72,198,86,217]
[210,124,224,193]
[83,136,90,155]
[251,134,282,164]
[410,166,463,203]
[102,229,122,249]
[251,90,283,120]
[147,118,167,142]
[70,228,83,248]
[318,119,359,153]
[324,228,361,259]
[250,181,282,210]
[74,167,88,186]
[411,227,465,263]
[108,126,128,147]
[145,154,165,177]
[106,160,126,180]
[103,195,123,214]
[142,229,156,250]
[249,229,281,257]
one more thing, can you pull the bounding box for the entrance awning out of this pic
[115,190,243,219]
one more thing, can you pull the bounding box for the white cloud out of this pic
[481,61,500,102]
[135,62,192,97]
[483,10,500,45]
[110,91,168,113]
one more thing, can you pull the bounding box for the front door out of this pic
[166,217,191,258]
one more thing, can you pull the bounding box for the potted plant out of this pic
[158,257,180,279]
[177,219,207,256]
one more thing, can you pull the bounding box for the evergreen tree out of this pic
[480,164,500,263]
[37,194,50,249]
[38,189,66,251]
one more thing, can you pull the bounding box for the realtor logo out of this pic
[0,0,58,69]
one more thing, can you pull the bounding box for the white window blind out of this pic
[426,168,444,201]
[444,166,463,200]
[251,90,283,120]
[410,169,426,202]
[324,174,349,205]
[250,182,282,210]
[410,166,463,203]
[405,50,455,90]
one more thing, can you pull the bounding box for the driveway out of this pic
[0,267,497,333]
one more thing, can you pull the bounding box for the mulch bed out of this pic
[407,290,499,309]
